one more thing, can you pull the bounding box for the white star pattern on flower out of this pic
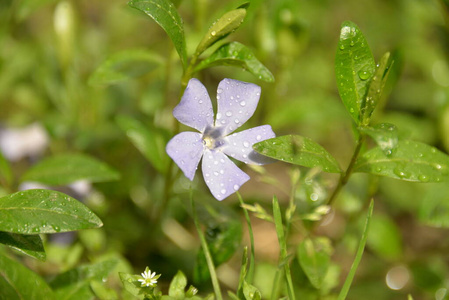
[138,268,158,287]
[166,78,275,200]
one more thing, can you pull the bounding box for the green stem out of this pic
[338,199,374,300]
[236,191,255,284]
[327,134,365,206]
[190,188,223,300]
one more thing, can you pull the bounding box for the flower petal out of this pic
[202,149,250,201]
[166,132,204,180]
[215,78,261,136]
[222,125,276,164]
[173,78,214,133]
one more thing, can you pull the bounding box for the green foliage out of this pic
[21,154,120,186]
[0,189,103,234]
[297,237,331,289]
[0,232,45,261]
[253,135,342,173]
[0,253,55,300]
[194,42,274,82]
[128,0,187,68]
[359,123,398,156]
[335,21,375,124]
[354,140,449,182]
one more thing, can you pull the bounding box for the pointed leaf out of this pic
[243,281,262,300]
[117,115,170,174]
[253,135,342,173]
[335,21,375,124]
[119,273,143,297]
[21,153,120,185]
[169,271,187,298]
[0,253,55,299]
[360,52,393,125]
[195,8,247,55]
[297,238,331,289]
[194,42,274,82]
[0,232,45,261]
[128,0,187,67]
[89,49,164,86]
[0,189,103,234]
[359,123,398,156]
[354,140,449,182]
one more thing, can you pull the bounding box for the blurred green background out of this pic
[1,0,449,299]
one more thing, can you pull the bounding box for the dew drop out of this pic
[234,119,240,124]
[358,70,370,80]
[243,141,250,147]
[256,135,262,141]
[216,113,222,120]
[221,189,226,194]
[199,100,203,104]
[435,164,442,170]
[213,171,219,176]
[217,88,223,94]
[220,169,224,174]
[233,184,239,191]
[226,111,232,117]
[418,174,429,182]
[211,30,216,36]
[240,101,246,106]
[339,44,345,50]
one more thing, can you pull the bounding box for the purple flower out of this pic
[166,78,275,200]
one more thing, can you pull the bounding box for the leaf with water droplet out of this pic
[360,52,393,125]
[194,42,274,82]
[0,254,55,299]
[119,272,143,297]
[195,8,247,56]
[335,21,375,124]
[0,232,46,261]
[21,153,120,185]
[0,189,103,234]
[253,135,342,173]
[359,123,398,156]
[128,0,187,68]
[354,140,449,182]
[116,115,170,174]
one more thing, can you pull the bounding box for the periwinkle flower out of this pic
[166,78,275,200]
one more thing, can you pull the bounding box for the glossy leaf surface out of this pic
[335,21,375,124]
[21,153,120,185]
[128,0,187,67]
[0,232,45,261]
[195,9,246,55]
[89,49,163,86]
[0,189,103,234]
[194,42,274,82]
[359,123,398,156]
[253,135,342,173]
[0,253,55,300]
[117,115,169,174]
[354,140,449,182]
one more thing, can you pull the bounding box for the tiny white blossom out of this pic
[138,267,159,287]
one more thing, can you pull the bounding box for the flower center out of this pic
[203,136,215,149]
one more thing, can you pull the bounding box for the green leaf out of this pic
[0,232,45,261]
[169,271,187,298]
[360,52,393,125]
[119,272,143,297]
[243,281,262,300]
[128,0,187,68]
[195,8,247,55]
[359,123,398,156]
[354,140,449,182]
[194,42,274,82]
[237,247,249,299]
[419,185,449,228]
[21,153,120,185]
[335,21,375,124]
[0,189,103,234]
[194,218,242,283]
[90,280,118,300]
[50,259,118,300]
[297,238,331,289]
[253,135,342,173]
[366,214,402,260]
[116,115,170,174]
[338,200,374,300]
[89,49,164,86]
[0,253,55,300]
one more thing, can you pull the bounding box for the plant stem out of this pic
[338,199,374,300]
[327,134,366,206]
[236,191,256,284]
[190,188,223,300]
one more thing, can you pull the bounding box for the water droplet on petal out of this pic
[216,113,222,120]
[220,169,224,174]
[213,171,219,176]
[234,119,240,124]
[226,111,232,117]
[243,141,250,147]
[256,135,262,141]
[240,101,246,106]
[221,189,226,194]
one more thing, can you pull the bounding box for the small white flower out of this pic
[138,267,159,287]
